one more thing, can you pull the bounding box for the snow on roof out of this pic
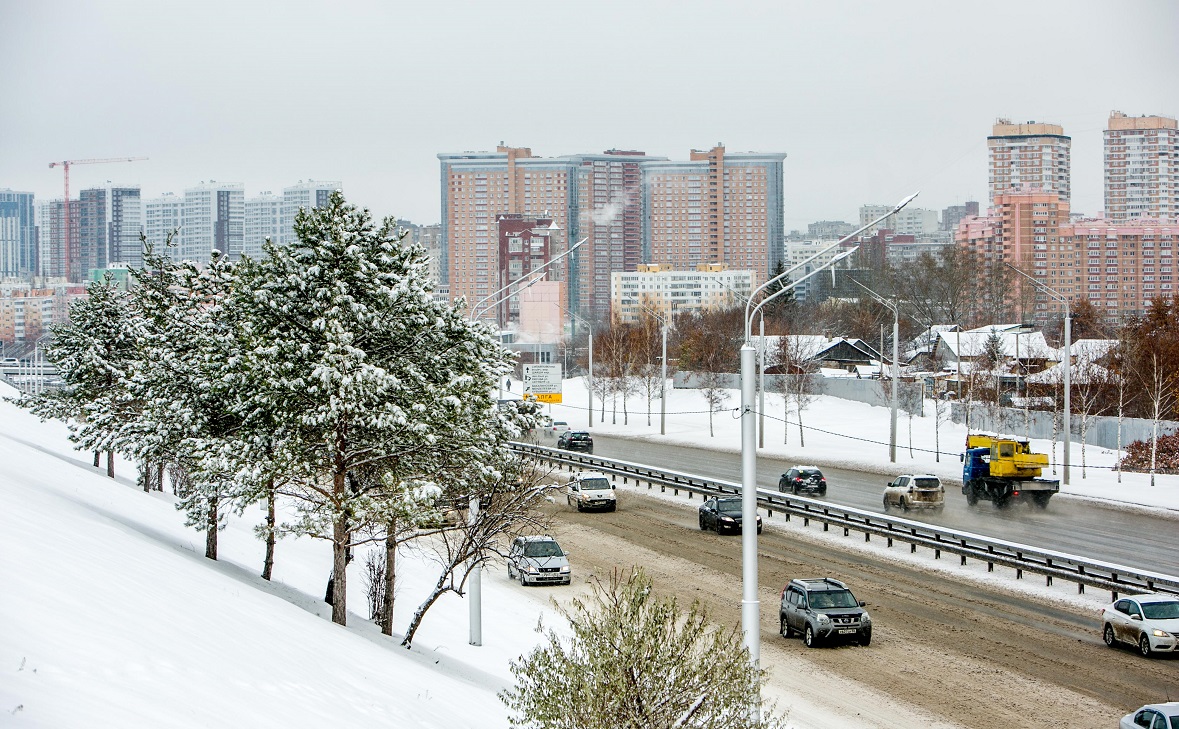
[937,329,1057,361]
[819,366,860,378]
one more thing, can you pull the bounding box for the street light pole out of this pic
[1004,263,1070,485]
[465,236,587,647]
[849,279,899,462]
[738,192,919,713]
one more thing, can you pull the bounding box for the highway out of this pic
[588,433,1179,577]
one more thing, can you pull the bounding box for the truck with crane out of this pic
[961,433,1059,509]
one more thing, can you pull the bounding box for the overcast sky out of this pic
[2,0,1176,231]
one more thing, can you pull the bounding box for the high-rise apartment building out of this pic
[571,151,646,322]
[643,145,785,286]
[439,146,574,322]
[396,219,443,295]
[181,182,244,264]
[1104,111,1179,221]
[1072,219,1175,319]
[859,204,940,236]
[0,190,36,278]
[941,202,980,232]
[987,119,1071,205]
[74,186,143,271]
[612,264,755,323]
[144,193,183,251]
[441,144,784,327]
[244,192,283,258]
[36,200,70,279]
[281,180,340,246]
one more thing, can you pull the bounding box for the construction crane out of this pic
[48,156,147,281]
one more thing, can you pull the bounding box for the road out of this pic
[535,478,1179,729]
[585,433,1179,576]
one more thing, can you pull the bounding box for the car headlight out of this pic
[720,516,736,522]
[524,565,538,574]
[1152,629,1169,638]
[559,566,570,573]
[861,612,871,623]
[816,613,831,623]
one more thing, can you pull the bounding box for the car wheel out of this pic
[1139,633,1153,657]
[859,629,872,647]
[779,615,789,637]
[900,497,910,512]
[994,494,1011,509]
[699,515,708,531]
[608,503,617,512]
[882,495,891,512]
[965,484,978,506]
[575,501,583,512]
[818,488,827,497]
[791,484,799,495]
[507,563,515,579]
[519,571,527,587]
[1103,624,1117,648]
[803,624,818,648]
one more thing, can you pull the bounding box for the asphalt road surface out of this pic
[533,478,1179,729]
[584,433,1179,576]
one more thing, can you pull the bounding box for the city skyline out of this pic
[2,1,1176,230]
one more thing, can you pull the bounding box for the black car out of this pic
[698,497,762,535]
[779,466,826,496]
[557,430,593,454]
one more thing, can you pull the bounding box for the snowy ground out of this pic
[1,377,1175,728]
[532,376,1179,513]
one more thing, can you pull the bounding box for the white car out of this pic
[506,535,571,586]
[566,471,617,512]
[882,474,944,512]
[550,420,570,436]
[1102,593,1179,657]
[1120,701,1179,728]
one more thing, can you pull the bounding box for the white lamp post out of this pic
[848,279,899,463]
[737,192,918,716]
[1004,263,1070,485]
[466,235,587,647]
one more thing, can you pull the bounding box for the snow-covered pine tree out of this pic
[229,192,515,626]
[19,272,139,480]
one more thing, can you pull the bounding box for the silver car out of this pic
[1120,701,1179,728]
[1101,593,1179,657]
[507,535,571,586]
[883,474,944,512]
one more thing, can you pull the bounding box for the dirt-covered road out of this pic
[534,482,1178,728]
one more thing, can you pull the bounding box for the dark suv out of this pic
[779,577,871,647]
[779,466,826,496]
[557,430,593,454]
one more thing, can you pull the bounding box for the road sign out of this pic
[522,364,563,404]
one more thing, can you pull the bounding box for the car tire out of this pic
[803,624,818,648]
[699,515,708,531]
[1139,633,1153,657]
[608,503,617,512]
[882,496,891,512]
[519,571,527,587]
[780,616,789,638]
[507,564,515,579]
[575,501,583,512]
[818,488,827,497]
[859,630,872,647]
[791,484,799,495]
[965,484,979,506]
[1103,624,1117,648]
[994,494,1011,509]
[900,497,910,512]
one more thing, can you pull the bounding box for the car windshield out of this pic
[580,477,610,490]
[808,589,859,609]
[913,478,940,489]
[554,422,567,427]
[717,499,743,514]
[1142,601,1179,620]
[523,541,564,558]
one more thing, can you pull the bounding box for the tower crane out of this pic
[48,156,147,281]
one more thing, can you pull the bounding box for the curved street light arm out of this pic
[744,191,918,337]
[471,236,588,319]
[745,244,860,338]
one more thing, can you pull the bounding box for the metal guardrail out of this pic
[510,441,1179,600]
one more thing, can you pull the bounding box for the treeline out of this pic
[18,193,555,643]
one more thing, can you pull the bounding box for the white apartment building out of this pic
[281,180,340,245]
[244,192,283,259]
[180,182,244,265]
[858,204,940,235]
[611,264,754,323]
[144,193,183,252]
[987,119,1072,205]
[1104,111,1179,221]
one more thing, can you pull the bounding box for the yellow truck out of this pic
[961,434,1059,509]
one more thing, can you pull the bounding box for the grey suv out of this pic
[779,577,872,647]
